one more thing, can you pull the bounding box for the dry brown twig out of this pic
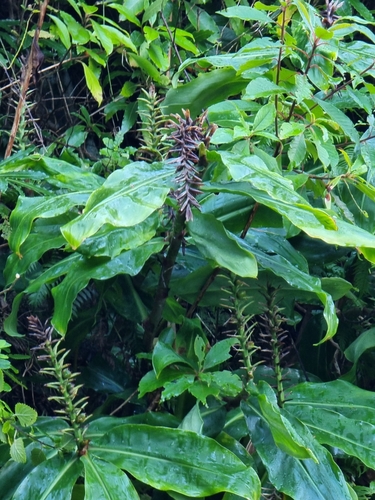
[4,0,50,158]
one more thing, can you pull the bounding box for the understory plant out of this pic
[2,0,375,499]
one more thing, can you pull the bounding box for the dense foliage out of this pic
[2,0,375,498]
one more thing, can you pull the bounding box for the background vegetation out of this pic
[2,0,375,498]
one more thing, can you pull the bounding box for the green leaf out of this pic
[51,239,164,333]
[244,78,283,99]
[203,338,237,370]
[286,380,375,468]
[82,454,140,500]
[4,216,69,285]
[194,336,206,367]
[252,103,275,132]
[90,424,261,499]
[12,454,82,500]
[9,193,89,256]
[217,6,273,23]
[78,214,159,258]
[91,20,113,55]
[81,62,103,105]
[286,380,375,423]
[315,98,359,143]
[163,374,196,401]
[206,177,375,250]
[153,341,194,378]
[242,400,353,500]
[14,403,37,427]
[253,382,317,460]
[288,405,375,469]
[344,327,375,379]
[288,134,306,165]
[10,438,26,464]
[108,3,142,27]
[49,14,71,49]
[129,53,163,82]
[61,162,173,248]
[60,12,90,44]
[187,211,258,278]
[162,69,248,118]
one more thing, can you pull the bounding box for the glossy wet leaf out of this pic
[51,239,164,333]
[153,341,194,377]
[162,69,248,118]
[4,216,71,285]
[12,454,82,500]
[61,161,173,248]
[9,193,89,255]
[245,383,317,461]
[77,213,160,258]
[286,380,375,423]
[205,181,375,250]
[203,338,237,370]
[242,400,353,500]
[288,405,375,469]
[90,424,261,499]
[82,454,140,500]
[187,211,258,278]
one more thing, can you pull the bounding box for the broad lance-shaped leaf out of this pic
[187,211,258,278]
[82,455,140,500]
[4,215,72,286]
[62,161,174,249]
[77,213,160,258]
[241,400,354,500]
[288,405,375,470]
[219,151,337,230]
[162,68,248,118]
[51,239,165,334]
[241,230,337,342]
[286,380,375,469]
[90,424,261,499]
[5,239,164,336]
[9,192,90,256]
[0,153,103,191]
[286,380,375,423]
[12,454,82,500]
[246,382,317,461]
[205,182,375,251]
[315,98,359,143]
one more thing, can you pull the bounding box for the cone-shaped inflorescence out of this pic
[168,109,206,221]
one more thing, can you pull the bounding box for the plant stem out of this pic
[143,211,186,351]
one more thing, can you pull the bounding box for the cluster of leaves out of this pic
[2,0,375,499]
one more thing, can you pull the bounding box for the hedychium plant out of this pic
[2,0,375,499]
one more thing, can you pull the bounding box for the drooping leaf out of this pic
[162,69,248,118]
[187,211,258,278]
[242,400,353,500]
[82,454,140,500]
[81,62,103,106]
[90,424,261,499]
[61,161,173,248]
[12,454,82,500]
[9,193,89,256]
[152,341,194,378]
